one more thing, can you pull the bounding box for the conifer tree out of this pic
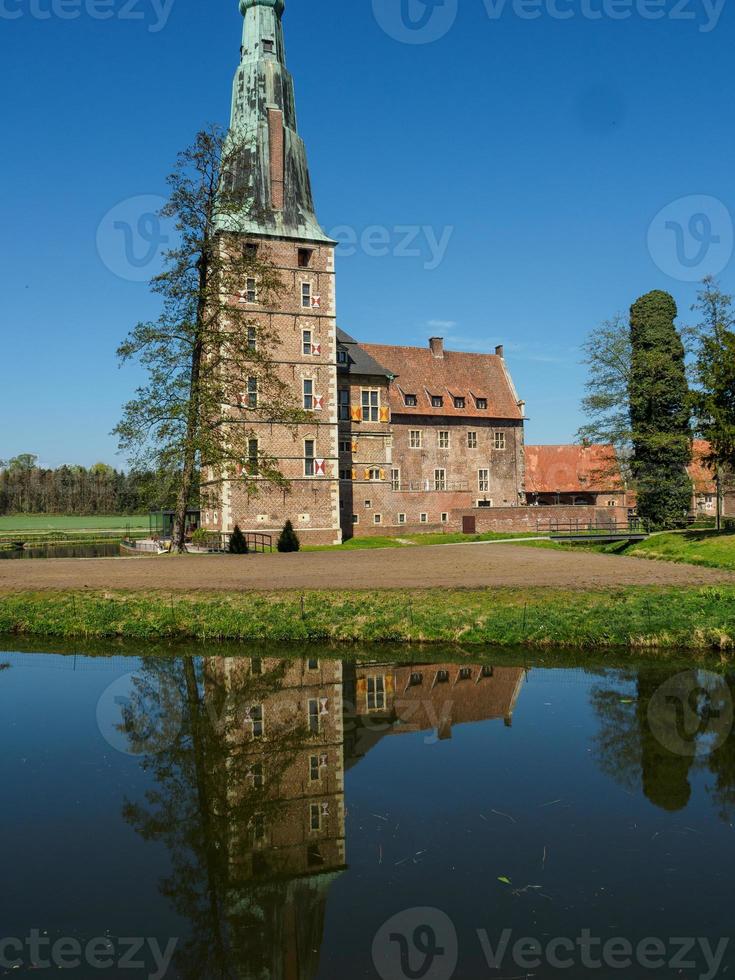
[277,519,300,553]
[228,524,248,554]
[628,290,692,528]
[691,277,735,477]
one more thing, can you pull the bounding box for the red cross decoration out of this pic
[313,395,324,411]
[311,295,322,309]
[314,459,327,477]
[312,343,322,356]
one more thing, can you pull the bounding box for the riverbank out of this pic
[1,585,734,650]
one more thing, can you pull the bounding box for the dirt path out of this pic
[1,542,733,592]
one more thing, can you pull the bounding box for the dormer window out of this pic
[476,397,488,410]
[337,349,348,365]
[454,397,466,409]
[431,395,443,408]
[262,39,274,53]
[404,394,417,407]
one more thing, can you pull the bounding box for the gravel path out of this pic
[1,542,733,591]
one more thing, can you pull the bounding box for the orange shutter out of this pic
[351,406,362,423]
[379,406,390,423]
[363,468,370,480]
[351,468,357,481]
[351,440,359,454]
[380,469,386,481]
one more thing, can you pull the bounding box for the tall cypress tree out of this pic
[629,290,692,528]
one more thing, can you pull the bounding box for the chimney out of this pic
[429,337,444,359]
[495,344,504,358]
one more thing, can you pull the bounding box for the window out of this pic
[409,430,422,449]
[476,397,488,410]
[367,675,386,710]
[338,388,350,421]
[310,802,322,831]
[262,38,275,53]
[309,755,320,782]
[250,704,264,739]
[337,348,349,365]
[481,665,494,678]
[304,439,316,477]
[391,468,400,490]
[478,469,490,493]
[308,658,319,670]
[409,672,423,686]
[436,669,449,684]
[420,513,428,523]
[494,432,506,450]
[454,397,466,409]
[308,699,320,734]
[467,431,477,449]
[250,762,264,788]
[441,513,448,523]
[301,282,312,308]
[352,514,359,524]
[303,330,312,355]
[339,440,351,453]
[477,499,493,508]
[374,514,382,525]
[245,277,257,303]
[248,438,259,475]
[434,468,446,491]
[431,395,443,408]
[339,469,351,480]
[398,513,406,524]
[244,242,258,259]
[368,468,381,481]
[364,499,372,509]
[404,393,417,407]
[459,667,472,681]
[251,657,262,675]
[438,431,450,450]
[361,389,380,422]
[298,248,312,268]
[252,812,265,842]
[247,326,257,351]
[303,379,314,410]
[247,377,258,409]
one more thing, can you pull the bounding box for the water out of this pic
[1,644,733,979]
[0,541,123,560]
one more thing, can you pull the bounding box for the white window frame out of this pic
[390,468,400,490]
[467,431,477,449]
[438,431,450,450]
[434,468,446,491]
[245,277,257,303]
[338,387,351,421]
[308,698,320,734]
[420,513,428,523]
[367,675,386,711]
[373,513,382,525]
[478,469,490,493]
[339,439,352,454]
[302,329,312,355]
[361,388,380,422]
[247,326,258,351]
[494,432,506,450]
[398,513,406,524]
[309,754,321,783]
[309,802,322,832]
[368,468,381,482]
[409,430,423,449]
[301,281,312,308]
[304,439,316,477]
[441,513,448,523]
[303,378,314,411]
[247,376,258,409]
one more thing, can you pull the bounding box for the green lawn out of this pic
[0,515,149,532]
[621,530,735,571]
[304,530,543,551]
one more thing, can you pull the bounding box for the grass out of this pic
[559,530,735,571]
[304,530,543,551]
[0,515,149,532]
[2,585,735,651]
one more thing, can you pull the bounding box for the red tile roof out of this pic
[357,342,523,420]
[689,440,717,493]
[525,444,623,494]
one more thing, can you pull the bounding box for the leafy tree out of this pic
[277,519,300,553]
[690,277,735,505]
[629,290,692,528]
[114,126,307,553]
[228,524,249,554]
[577,315,633,480]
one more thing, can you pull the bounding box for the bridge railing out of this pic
[537,518,647,536]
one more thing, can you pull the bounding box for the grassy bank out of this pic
[303,530,542,551]
[1,586,735,650]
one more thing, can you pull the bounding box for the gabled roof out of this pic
[525,444,623,494]
[689,440,717,493]
[356,342,524,420]
[336,329,394,379]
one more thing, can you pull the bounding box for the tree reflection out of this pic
[120,655,345,979]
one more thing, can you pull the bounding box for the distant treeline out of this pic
[0,455,180,515]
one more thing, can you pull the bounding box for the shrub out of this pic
[191,528,219,549]
[277,519,300,553]
[229,524,249,554]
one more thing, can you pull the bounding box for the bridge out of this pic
[536,518,649,543]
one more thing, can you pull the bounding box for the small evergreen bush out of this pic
[277,519,300,553]
[229,525,249,554]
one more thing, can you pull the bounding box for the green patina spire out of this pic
[217,0,331,243]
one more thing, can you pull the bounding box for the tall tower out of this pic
[210,0,342,545]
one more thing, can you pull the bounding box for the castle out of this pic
[202,0,630,545]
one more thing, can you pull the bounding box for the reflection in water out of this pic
[120,658,526,979]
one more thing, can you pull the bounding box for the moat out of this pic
[1,645,733,978]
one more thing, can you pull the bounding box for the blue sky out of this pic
[2,0,734,467]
